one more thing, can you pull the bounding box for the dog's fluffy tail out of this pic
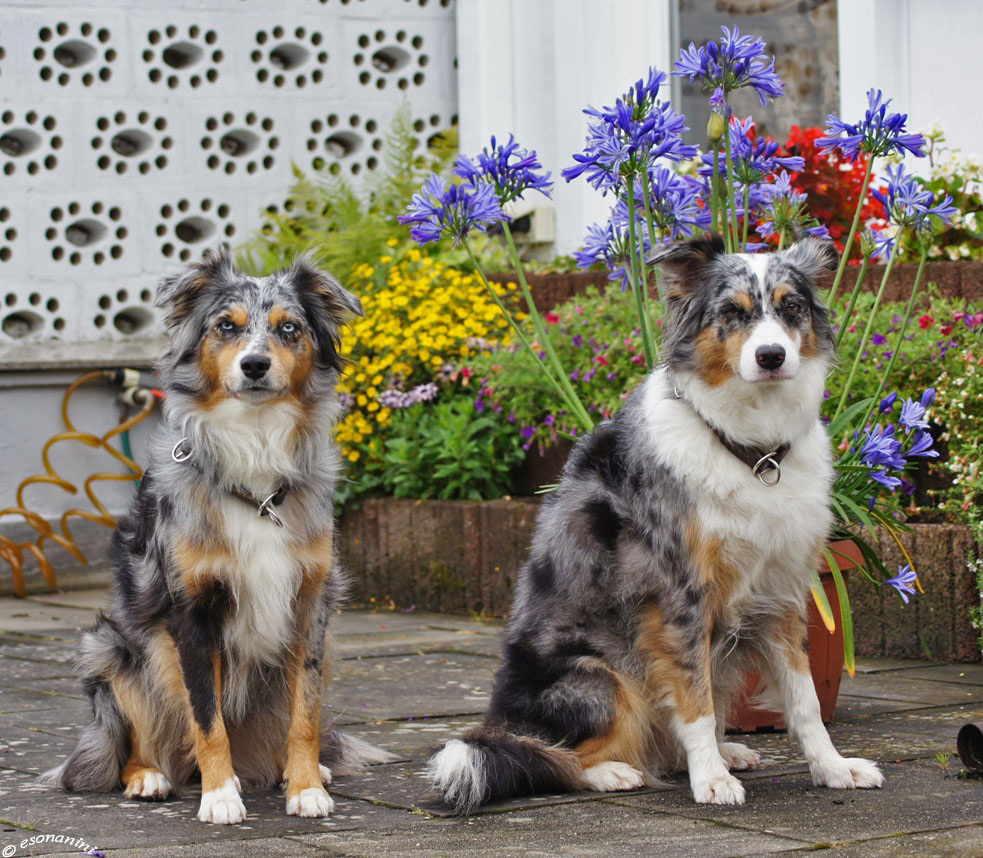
[39,678,129,792]
[321,729,396,775]
[427,727,582,815]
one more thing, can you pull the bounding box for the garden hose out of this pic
[0,369,158,596]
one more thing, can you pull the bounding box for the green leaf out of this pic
[823,546,855,678]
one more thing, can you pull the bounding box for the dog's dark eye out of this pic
[721,302,749,323]
[217,319,237,333]
[784,299,805,316]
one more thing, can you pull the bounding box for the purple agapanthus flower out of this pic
[572,215,655,291]
[399,173,508,245]
[755,170,830,243]
[879,392,898,413]
[673,26,785,105]
[700,117,805,184]
[563,67,697,194]
[453,134,553,204]
[860,424,907,489]
[870,164,957,259]
[899,394,931,432]
[639,167,712,237]
[885,564,918,604]
[907,430,939,458]
[816,88,926,161]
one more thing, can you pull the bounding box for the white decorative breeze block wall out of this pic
[0,0,458,348]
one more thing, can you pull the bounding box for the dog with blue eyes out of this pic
[43,249,391,824]
[429,235,884,813]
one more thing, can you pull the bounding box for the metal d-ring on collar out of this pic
[751,451,783,487]
[171,437,193,463]
[170,436,288,526]
[670,381,789,488]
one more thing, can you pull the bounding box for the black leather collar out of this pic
[668,379,790,486]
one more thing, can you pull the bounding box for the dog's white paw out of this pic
[319,764,333,786]
[691,771,746,805]
[719,741,761,772]
[198,778,246,824]
[286,786,335,818]
[581,761,646,792]
[812,756,884,790]
[125,769,172,800]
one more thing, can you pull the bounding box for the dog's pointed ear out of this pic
[289,255,363,372]
[289,254,363,320]
[783,237,839,278]
[648,234,726,300]
[154,245,234,328]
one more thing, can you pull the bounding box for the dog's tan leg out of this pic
[640,605,745,805]
[283,570,334,818]
[188,651,245,824]
[111,675,173,801]
[573,670,649,792]
[761,610,883,791]
[121,728,172,801]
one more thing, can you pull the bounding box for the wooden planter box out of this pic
[726,539,861,732]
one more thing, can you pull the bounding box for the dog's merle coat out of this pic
[429,236,885,812]
[42,250,390,824]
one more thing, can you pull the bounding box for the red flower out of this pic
[545,312,560,324]
[595,354,608,366]
[941,325,953,335]
[918,314,934,329]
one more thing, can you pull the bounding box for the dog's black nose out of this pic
[240,354,271,380]
[755,344,786,371]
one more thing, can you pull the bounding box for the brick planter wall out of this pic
[337,498,982,663]
[488,261,983,314]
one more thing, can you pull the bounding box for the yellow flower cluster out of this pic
[335,246,521,463]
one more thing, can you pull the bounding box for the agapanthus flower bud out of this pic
[707,87,727,143]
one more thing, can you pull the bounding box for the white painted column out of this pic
[837,0,981,156]
[456,0,674,254]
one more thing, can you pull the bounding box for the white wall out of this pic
[838,0,982,159]
[456,0,674,254]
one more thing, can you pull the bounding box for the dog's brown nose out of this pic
[755,344,785,370]
[241,354,271,380]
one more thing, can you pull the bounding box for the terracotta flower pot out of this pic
[726,538,862,732]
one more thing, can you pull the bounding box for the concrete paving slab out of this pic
[289,799,806,858]
[1,592,981,857]
[853,657,948,674]
[769,823,983,857]
[327,653,494,721]
[613,759,982,846]
[898,663,983,687]
[341,714,484,761]
[840,673,983,706]
[825,693,932,720]
[0,686,85,713]
[0,767,425,856]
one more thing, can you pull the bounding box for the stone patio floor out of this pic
[1,587,982,857]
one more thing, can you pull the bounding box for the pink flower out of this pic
[545,312,560,324]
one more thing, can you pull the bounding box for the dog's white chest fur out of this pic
[219,499,300,666]
[642,369,833,608]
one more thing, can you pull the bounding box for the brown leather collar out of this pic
[669,381,790,486]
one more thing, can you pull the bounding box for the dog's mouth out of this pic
[234,384,282,400]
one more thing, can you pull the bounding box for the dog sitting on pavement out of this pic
[428,235,885,813]
[43,249,391,824]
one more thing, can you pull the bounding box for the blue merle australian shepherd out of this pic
[42,249,391,824]
[429,236,884,812]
